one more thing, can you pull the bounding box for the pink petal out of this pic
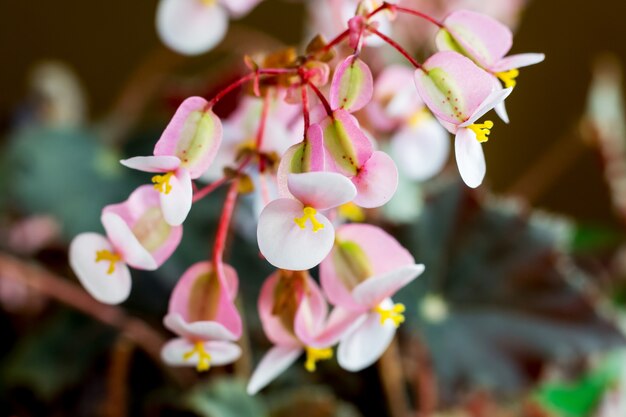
[120,155,181,173]
[491,53,545,73]
[164,313,238,341]
[490,77,510,123]
[156,0,228,56]
[294,275,329,345]
[219,0,262,17]
[461,87,512,127]
[258,271,302,346]
[370,65,423,131]
[101,212,157,271]
[390,118,450,181]
[247,346,302,395]
[337,309,396,371]
[154,96,223,178]
[414,51,494,125]
[351,264,425,308]
[160,168,193,226]
[287,172,356,210]
[351,151,398,209]
[330,55,374,112]
[455,128,486,188]
[69,233,132,304]
[320,110,373,176]
[437,10,512,68]
[312,307,366,347]
[161,338,241,367]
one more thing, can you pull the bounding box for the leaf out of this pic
[182,378,268,417]
[267,385,362,417]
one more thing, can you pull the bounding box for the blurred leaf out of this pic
[267,386,362,417]
[571,224,623,253]
[182,378,267,417]
[1,309,114,400]
[397,182,626,402]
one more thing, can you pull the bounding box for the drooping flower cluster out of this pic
[70,1,544,393]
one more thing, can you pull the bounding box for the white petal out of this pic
[257,198,335,271]
[247,346,302,395]
[352,264,425,308]
[461,87,512,127]
[163,313,237,341]
[455,128,486,188]
[287,172,357,210]
[156,0,228,56]
[160,168,193,226]
[120,156,181,173]
[490,77,510,124]
[492,53,546,72]
[69,233,132,304]
[337,309,396,372]
[101,212,157,270]
[219,0,262,18]
[161,338,241,367]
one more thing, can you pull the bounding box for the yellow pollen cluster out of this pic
[304,346,334,372]
[200,0,217,6]
[468,120,494,143]
[95,250,122,275]
[374,303,406,328]
[338,202,365,222]
[152,172,174,195]
[183,341,212,372]
[496,69,520,88]
[294,207,325,232]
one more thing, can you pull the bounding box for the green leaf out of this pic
[182,378,267,417]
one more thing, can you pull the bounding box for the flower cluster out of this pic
[70,1,543,393]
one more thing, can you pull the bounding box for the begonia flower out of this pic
[162,261,242,371]
[436,10,544,122]
[315,224,424,371]
[69,186,182,304]
[414,51,512,187]
[121,96,223,226]
[247,270,333,394]
[257,171,356,271]
[156,0,263,55]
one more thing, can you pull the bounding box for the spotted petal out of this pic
[69,233,132,304]
[330,55,374,112]
[320,110,374,176]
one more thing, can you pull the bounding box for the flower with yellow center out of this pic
[374,303,406,328]
[467,120,494,143]
[152,172,174,195]
[95,249,122,274]
[183,341,212,372]
[294,207,325,232]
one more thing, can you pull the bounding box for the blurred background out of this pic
[3,0,626,416]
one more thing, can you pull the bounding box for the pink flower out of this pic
[436,10,544,122]
[247,270,333,394]
[121,97,223,226]
[156,0,263,55]
[315,224,424,371]
[257,171,356,271]
[161,261,242,371]
[69,186,182,304]
[414,51,512,188]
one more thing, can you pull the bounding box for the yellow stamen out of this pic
[152,172,174,195]
[294,206,325,232]
[200,0,216,6]
[374,303,406,328]
[304,346,333,372]
[408,108,430,128]
[95,250,121,275]
[183,341,212,372]
[338,202,365,222]
[496,69,519,89]
[468,120,494,143]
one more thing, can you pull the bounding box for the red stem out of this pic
[369,27,423,70]
[390,4,444,28]
[301,84,310,134]
[307,82,333,116]
[192,177,227,203]
[256,93,271,173]
[212,180,239,269]
[320,29,350,54]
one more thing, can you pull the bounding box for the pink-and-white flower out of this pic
[247,270,333,395]
[414,51,512,188]
[69,186,182,304]
[315,224,424,371]
[257,171,357,271]
[161,261,242,371]
[121,96,223,226]
[156,0,263,55]
[436,9,544,122]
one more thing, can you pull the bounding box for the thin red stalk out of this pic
[256,93,271,173]
[390,4,444,28]
[369,27,423,70]
[320,29,350,54]
[192,177,228,203]
[301,84,310,133]
[307,82,333,116]
[212,180,239,267]
[367,2,391,18]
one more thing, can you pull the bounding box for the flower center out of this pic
[183,341,212,372]
[95,250,121,275]
[304,346,333,372]
[468,120,494,143]
[338,202,365,222]
[374,303,406,328]
[294,206,324,232]
[496,69,519,88]
[152,172,174,195]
